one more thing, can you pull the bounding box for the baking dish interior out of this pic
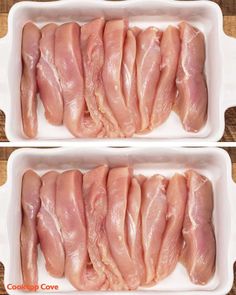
[6,0,224,141]
[4,147,233,294]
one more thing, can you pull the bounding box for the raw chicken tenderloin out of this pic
[56,170,105,290]
[106,167,140,290]
[103,20,135,137]
[37,24,63,125]
[126,177,145,284]
[20,23,41,138]
[151,26,181,128]
[20,170,41,285]
[156,173,188,282]
[122,28,141,132]
[135,174,146,186]
[55,22,102,138]
[141,175,168,285]
[37,171,65,277]
[83,166,127,290]
[81,18,121,138]
[136,27,162,132]
[181,170,216,285]
[175,22,208,132]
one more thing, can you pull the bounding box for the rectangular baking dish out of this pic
[0,147,235,294]
[0,0,236,143]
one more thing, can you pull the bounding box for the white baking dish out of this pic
[0,147,235,294]
[0,0,236,143]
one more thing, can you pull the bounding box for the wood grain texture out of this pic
[0,0,236,141]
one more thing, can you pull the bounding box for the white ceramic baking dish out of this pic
[0,147,235,294]
[0,0,235,143]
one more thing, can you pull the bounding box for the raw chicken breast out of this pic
[83,165,126,290]
[55,22,102,138]
[56,170,105,290]
[103,19,135,137]
[122,28,141,132]
[126,177,145,284]
[151,26,180,128]
[106,167,140,289]
[37,171,65,277]
[156,173,187,282]
[37,24,63,125]
[81,18,120,138]
[136,27,162,132]
[175,22,208,132]
[141,175,168,285]
[20,22,41,138]
[181,170,216,285]
[20,170,41,285]
[135,174,146,186]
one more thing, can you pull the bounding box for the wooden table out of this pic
[0,0,236,141]
[0,147,236,294]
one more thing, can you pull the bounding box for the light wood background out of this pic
[0,0,236,141]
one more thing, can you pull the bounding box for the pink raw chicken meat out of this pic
[103,19,135,137]
[37,24,63,125]
[126,177,145,284]
[135,174,146,186]
[156,173,188,282]
[20,22,41,138]
[141,174,168,285]
[122,28,141,132]
[55,22,103,138]
[136,27,162,132]
[37,171,65,277]
[181,170,216,285]
[106,167,140,290]
[81,18,120,138]
[20,170,41,286]
[56,170,105,290]
[151,26,181,128]
[83,165,126,290]
[175,22,208,132]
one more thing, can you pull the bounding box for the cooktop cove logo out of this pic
[7,284,59,291]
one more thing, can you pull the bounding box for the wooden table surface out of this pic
[0,146,236,294]
[0,0,236,141]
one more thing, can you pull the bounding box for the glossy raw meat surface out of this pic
[141,175,168,285]
[181,170,216,285]
[56,170,105,290]
[83,165,126,290]
[151,26,180,128]
[175,22,208,133]
[20,165,215,290]
[126,177,145,284]
[156,173,187,282]
[20,19,208,138]
[20,170,41,285]
[122,28,141,132]
[106,167,140,289]
[20,23,41,138]
[37,171,65,278]
[37,24,63,126]
[103,20,135,137]
[136,27,162,132]
[81,18,119,138]
[55,23,102,138]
